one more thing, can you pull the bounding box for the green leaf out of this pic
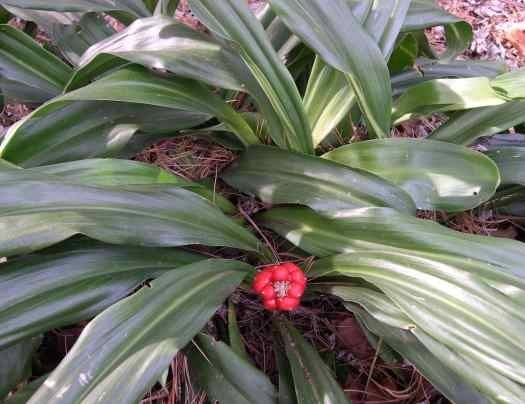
[276,319,349,404]
[0,24,72,103]
[223,145,416,217]
[0,338,40,399]
[402,0,460,32]
[312,250,525,402]
[350,304,490,404]
[188,333,277,404]
[4,377,45,404]
[0,241,202,348]
[0,0,150,16]
[78,16,247,92]
[227,301,249,361]
[153,0,179,16]
[0,169,262,257]
[388,34,418,74]
[270,0,391,138]
[50,13,115,65]
[441,21,473,60]
[25,158,236,213]
[485,146,525,186]
[391,58,507,96]
[28,259,250,404]
[323,138,500,211]
[256,206,525,276]
[188,0,313,154]
[0,101,211,167]
[491,67,525,99]
[58,65,260,146]
[274,343,296,404]
[393,77,506,122]
[488,186,525,217]
[428,101,525,145]
[303,57,355,147]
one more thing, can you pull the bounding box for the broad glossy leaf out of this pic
[270,0,391,138]
[302,1,410,145]
[0,25,72,102]
[303,57,355,147]
[485,146,525,186]
[223,146,416,216]
[188,333,277,404]
[0,170,262,257]
[24,158,236,213]
[323,138,500,211]
[188,0,313,153]
[312,251,525,401]
[0,241,202,348]
[0,338,39,399]
[428,101,525,145]
[277,319,348,404]
[391,58,507,96]
[491,68,525,99]
[78,16,246,92]
[0,0,150,16]
[350,304,490,404]
[0,101,211,167]
[51,13,115,65]
[28,259,250,404]
[57,66,259,146]
[393,77,506,122]
[402,0,460,32]
[256,206,525,276]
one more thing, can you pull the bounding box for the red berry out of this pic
[281,262,301,273]
[264,298,278,310]
[278,297,300,311]
[291,270,307,286]
[253,271,272,293]
[260,284,276,300]
[272,266,291,281]
[288,282,305,298]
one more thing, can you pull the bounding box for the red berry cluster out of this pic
[252,263,307,311]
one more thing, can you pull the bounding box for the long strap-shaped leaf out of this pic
[223,145,416,216]
[256,206,525,277]
[21,158,236,213]
[0,0,150,16]
[428,101,525,145]
[312,250,525,401]
[270,0,392,138]
[276,319,349,404]
[393,77,507,122]
[323,138,501,212]
[0,170,262,257]
[187,333,277,404]
[27,259,250,404]
[0,241,202,348]
[1,65,259,155]
[304,1,411,145]
[187,0,313,153]
[0,25,72,102]
[59,66,259,146]
[0,101,211,167]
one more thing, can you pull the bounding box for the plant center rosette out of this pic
[252,263,307,311]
